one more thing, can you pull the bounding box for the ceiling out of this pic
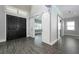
[7,5,79,18]
[57,5,79,18]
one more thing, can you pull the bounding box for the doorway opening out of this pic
[57,15,63,40]
[34,15,42,45]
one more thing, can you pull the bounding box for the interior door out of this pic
[7,15,17,40]
[58,15,62,39]
[16,17,26,37]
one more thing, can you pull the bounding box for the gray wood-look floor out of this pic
[0,35,59,54]
[0,35,79,54]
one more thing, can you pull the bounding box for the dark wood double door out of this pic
[6,15,26,40]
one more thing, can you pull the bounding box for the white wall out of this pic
[51,6,58,45]
[64,16,79,36]
[0,6,6,42]
[30,5,63,45]
[42,12,51,45]
[50,6,63,45]
[42,6,63,45]
[31,5,48,16]
[42,6,57,45]
[29,17,35,37]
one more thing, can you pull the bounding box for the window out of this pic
[67,21,75,30]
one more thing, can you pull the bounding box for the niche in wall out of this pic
[6,14,26,40]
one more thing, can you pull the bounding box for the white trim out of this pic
[42,39,58,46]
[5,10,6,42]
[6,12,28,18]
[50,39,58,45]
[27,35,30,37]
[64,34,79,37]
[0,39,6,43]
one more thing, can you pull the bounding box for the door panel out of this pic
[6,15,26,40]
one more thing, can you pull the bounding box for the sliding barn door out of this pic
[6,15,26,40]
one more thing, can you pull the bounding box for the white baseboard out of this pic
[64,34,79,37]
[50,39,58,45]
[0,39,6,43]
[42,39,58,46]
[27,35,30,37]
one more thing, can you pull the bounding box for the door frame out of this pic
[34,14,42,36]
[6,14,27,40]
[57,14,63,40]
[29,13,43,38]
